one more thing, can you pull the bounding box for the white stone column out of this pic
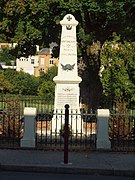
[21,107,37,148]
[96,109,111,150]
[52,14,82,134]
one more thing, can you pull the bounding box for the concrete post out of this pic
[21,107,37,148]
[96,109,111,150]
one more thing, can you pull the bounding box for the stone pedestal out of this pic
[96,109,111,150]
[21,107,37,148]
[52,14,82,134]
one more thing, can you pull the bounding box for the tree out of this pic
[0,0,60,57]
[1,0,135,53]
[2,65,57,97]
[44,65,58,81]
[38,65,57,85]
[0,47,16,65]
[1,0,135,109]
[38,65,58,101]
[49,0,135,110]
[100,36,135,109]
[0,71,12,93]
[38,81,55,102]
[3,69,39,95]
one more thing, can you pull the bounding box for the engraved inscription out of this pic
[57,93,77,108]
[61,36,76,56]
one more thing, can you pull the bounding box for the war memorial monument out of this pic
[52,14,82,134]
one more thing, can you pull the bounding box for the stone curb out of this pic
[0,164,135,177]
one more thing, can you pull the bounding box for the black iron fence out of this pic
[35,110,97,151]
[0,108,135,151]
[0,96,135,151]
[0,108,97,151]
[0,95,54,113]
[0,110,23,148]
[109,112,135,151]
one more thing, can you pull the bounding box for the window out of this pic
[40,58,44,65]
[50,58,53,64]
[31,59,34,64]
[39,68,44,72]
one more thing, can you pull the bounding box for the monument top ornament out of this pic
[60,14,78,26]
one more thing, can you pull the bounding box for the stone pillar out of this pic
[96,109,111,150]
[52,14,82,134]
[21,107,37,148]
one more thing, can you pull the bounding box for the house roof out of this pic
[39,48,51,55]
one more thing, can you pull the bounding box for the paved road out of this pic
[0,171,135,180]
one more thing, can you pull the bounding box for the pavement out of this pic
[0,149,135,177]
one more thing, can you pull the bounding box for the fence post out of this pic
[64,104,69,164]
[21,107,37,148]
[96,109,111,150]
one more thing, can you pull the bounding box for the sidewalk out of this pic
[0,149,135,177]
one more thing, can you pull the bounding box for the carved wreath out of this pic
[61,63,75,71]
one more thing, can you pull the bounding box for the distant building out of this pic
[0,43,58,76]
[34,48,58,77]
[16,55,39,75]
[0,43,17,49]
[16,48,58,76]
[1,65,16,70]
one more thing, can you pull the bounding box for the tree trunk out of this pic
[78,41,103,111]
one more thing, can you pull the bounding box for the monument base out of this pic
[96,139,111,150]
[21,139,35,148]
[52,109,83,135]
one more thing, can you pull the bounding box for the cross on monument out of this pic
[67,15,72,21]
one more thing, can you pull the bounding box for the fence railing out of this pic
[0,108,97,150]
[0,107,135,151]
[0,110,23,148]
[109,113,135,151]
[0,95,134,151]
[0,95,54,113]
[35,111,97,151]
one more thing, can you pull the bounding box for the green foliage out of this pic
[1,65,57,101]
[1,0,134,54]
[38,65,57,83]
[0,71,12,93]
[3,69,40,95]
[0,47,16,65]
[100,36,135,108]
[38,81,55,101]
[37,65,57,100]
[0,0,135,109]
[44,65,58,81]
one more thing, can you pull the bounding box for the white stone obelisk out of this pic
[52,14,82,134]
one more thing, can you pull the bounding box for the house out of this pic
[16,48,58,76]
[16,55,39,75]
[0,43,59,76]
[34,48,58,77]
